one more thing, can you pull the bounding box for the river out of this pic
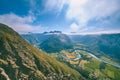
[74,49,120,68]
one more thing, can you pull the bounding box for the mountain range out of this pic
[69,34,120,62]
[22,32,120,63]
[22,32,73,53]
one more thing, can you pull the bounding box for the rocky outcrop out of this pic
[0,68,10,80]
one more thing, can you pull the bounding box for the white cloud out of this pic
[43,0,120,33]
[44,0,67,14]
[66,0,120,26]
[70,23,79,32]
[79,29,120,35]
[1,0,119,34]
[0,13,42,33]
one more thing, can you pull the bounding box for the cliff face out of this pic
[0,23,84,80]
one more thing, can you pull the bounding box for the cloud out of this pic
[43,0,67,14]
[0,13,42,33]
[24,0,68,17]
[66,0,120,26]
[79,29,120,35]
[42,0,120,33]
[70,23,79,32]
[1,0,119,34]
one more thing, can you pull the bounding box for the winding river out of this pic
[74,49,120,68]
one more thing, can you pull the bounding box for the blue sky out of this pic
[0,0,120,34]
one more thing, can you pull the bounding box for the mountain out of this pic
[69,34,120,62]
[22,33,73,53]
[22,32,120,61]
[21,31,62,46]
[0,23,84,80]
[21,33,50,47]
[40,34,73,53]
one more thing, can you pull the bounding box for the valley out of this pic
[21,31,120,79]
[61,49,120,68]
[53,48,120,80]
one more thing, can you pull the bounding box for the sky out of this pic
[0,0,120,34]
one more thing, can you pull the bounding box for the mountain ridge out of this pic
[0,23,84,80]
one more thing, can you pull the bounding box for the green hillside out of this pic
[0,23,84,80]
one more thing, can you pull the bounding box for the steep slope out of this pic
[0,23,84,80]
[40,34,73,53]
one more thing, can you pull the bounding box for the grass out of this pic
[0,23,84,80]
[101,56,120,66]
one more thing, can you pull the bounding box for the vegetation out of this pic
[70,34,120,62]
[55,49,120,80]
[16,23,120,80]
[0,23,84,80]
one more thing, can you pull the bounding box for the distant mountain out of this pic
[21,31,62,47]
[43,31,62,34]
[22,32,73,53]
[22,32,120,61]
[22,33,49,47]
[69,34,120,62]
[0,23,84,80]
[40,34,73,53]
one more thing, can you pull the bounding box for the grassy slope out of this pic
[0,23,84,80]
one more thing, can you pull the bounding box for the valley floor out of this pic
[50,48,120,80]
